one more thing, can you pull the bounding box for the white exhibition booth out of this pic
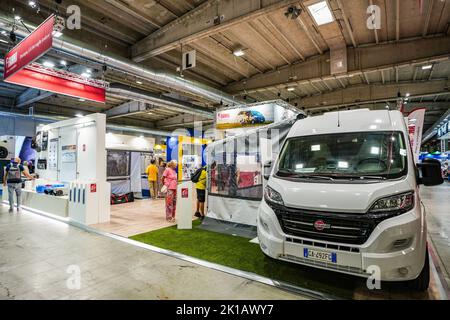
[2,113,111,225]
[105,133,156,197]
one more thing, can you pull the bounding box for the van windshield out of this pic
[277,131,408,181]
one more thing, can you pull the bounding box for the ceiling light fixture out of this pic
[307,0,334,26]
[233,48,245,57]
[52,31,63,38]
[28,1,37,8]
[136,81,143,85]
[60,60,67,66]
[422,65,433,70]
[0,39,8,44]
[287,87,296,92]
[43,61,55,68]
[285,6,302,19]
[14,16,21,21]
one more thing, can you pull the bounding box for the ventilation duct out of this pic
[0,111,173,137]
[108,83,215,119]
[0,14,238,106]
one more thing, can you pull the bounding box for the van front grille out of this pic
[271,205,385,245]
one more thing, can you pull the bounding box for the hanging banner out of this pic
[407,108,426,163]
[4,15,55,80]
[216,104,275,130]
[5,68,106,103]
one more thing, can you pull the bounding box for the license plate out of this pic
[304,248,337,264]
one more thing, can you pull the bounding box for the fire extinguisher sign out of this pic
[90,184,97,193]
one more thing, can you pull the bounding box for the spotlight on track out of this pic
[285,6,302,20]
[9,30,16,43]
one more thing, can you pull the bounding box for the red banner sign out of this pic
[4,15,54,80]
[5,68,106,103]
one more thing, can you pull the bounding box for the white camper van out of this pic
[258,109,443,291]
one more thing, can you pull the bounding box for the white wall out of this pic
[106,133,155,152]
[36,113,107,183]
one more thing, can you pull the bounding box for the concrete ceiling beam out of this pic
[293,80,450,110]
[15,88,54,109]
[225,36,450,94]
[131,0,300,62]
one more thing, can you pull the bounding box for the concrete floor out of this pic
[421,183,450,290]
[0,184,449,300]
[0,204,306,300]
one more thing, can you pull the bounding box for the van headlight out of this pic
[369,192,415,214]
[264,186,284,206]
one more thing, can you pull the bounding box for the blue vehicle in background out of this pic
[238,110,266,125]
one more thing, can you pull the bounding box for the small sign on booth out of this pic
[177,181,194,230]
[90,184,97,193]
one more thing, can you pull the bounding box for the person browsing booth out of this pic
[192,162,216,221]
[3,158,34,213]
[146,159,159,200]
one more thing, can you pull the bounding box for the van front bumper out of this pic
[257,200,427,282]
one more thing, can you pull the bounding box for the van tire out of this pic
[409,248,430,292]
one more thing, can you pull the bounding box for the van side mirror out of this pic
[263,161,272,180]
[418,159,444,186]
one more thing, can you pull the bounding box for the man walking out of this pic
[3,158,34,213]
[146,159,159,200]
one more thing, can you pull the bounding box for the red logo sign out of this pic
[4,15,55,80]
[181,188,189,198]
[90,184,97,193]
[314,220,328,231]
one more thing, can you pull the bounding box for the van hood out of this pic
[269,177,414,214]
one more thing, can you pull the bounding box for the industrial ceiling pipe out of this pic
[0,14,238,106]
[108,83,215,119]
[0,111,174,137]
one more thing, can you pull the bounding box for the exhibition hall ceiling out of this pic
[0,0,449,132]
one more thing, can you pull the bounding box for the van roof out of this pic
[288,109,406,138]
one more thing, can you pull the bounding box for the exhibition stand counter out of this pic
[2,180,69,218]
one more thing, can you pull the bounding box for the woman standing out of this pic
[162,160,178,223]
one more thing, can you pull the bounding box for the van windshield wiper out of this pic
[328,175,387,181]
[278,171,335,181]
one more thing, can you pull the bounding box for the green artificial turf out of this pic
[130,221,359,299]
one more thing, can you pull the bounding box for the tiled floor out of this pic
[421,183,450,289]
[0,204,306,300]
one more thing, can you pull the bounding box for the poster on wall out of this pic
[216,104,275,130]
[61,145,77,163]
[107,151,130,178]
[48,138,58,170]
[182,155,201,181]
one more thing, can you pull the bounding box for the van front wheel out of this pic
[409,249,430,292]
